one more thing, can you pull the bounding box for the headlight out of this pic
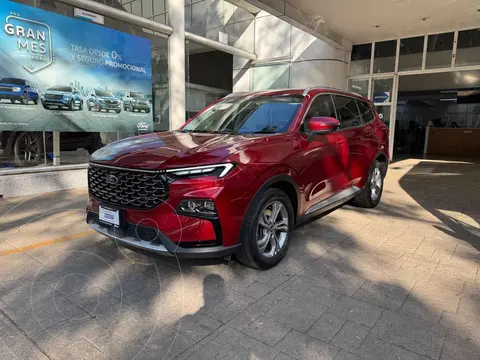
[99,98,105,103]
[12,87,21,92]
[177,199,217,216]
[63,94,70,99]
[166,163,235,178]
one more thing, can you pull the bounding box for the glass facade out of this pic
[425,32,454,69]
[349,79,369,98]
[373,40,396,73]
[398,36,424,71]
[372,78,393,104]
[456,29,480,67]
[350,44,372,76]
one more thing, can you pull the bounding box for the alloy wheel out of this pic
[19,134,38,163]
[370,167,382,201]
[22,93,29,104]
[256,200,289,258]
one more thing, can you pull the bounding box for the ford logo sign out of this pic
[106,174,119,185]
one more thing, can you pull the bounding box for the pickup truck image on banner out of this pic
[0,1,153,133]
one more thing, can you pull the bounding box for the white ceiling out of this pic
[283,0,480,44]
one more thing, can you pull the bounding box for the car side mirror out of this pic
[307,117,340,141]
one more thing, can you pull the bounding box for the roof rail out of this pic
[302,86,363,98]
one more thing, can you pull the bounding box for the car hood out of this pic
[90,131,259,170]
[97,96,118,101]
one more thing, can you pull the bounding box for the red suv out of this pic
[86,87,389,269]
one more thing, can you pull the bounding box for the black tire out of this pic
[124,104,127,111]
[115,109,121,114]
[96,104,101,112]
[352,160,386,208]
[236,188,294,270]
[10,99,15,104]
[79,100,83,110]
[21,92,29,105]
[33,95,38,105]
[42,104,50,110]
[87,103,91,111]
[69,99,74,111]
[13,132,43,167]
[129,104,134,112]
[146,108,150,113]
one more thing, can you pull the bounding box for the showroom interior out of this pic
[0,0,479,197]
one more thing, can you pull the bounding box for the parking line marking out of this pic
[0,230,95,257]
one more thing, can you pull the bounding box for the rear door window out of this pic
[332,95,363,129]
[357,101,375,123]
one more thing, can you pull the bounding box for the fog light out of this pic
[178,199,217,215]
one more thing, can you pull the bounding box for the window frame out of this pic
[357,100,375,123]
[299,93,337,133]
[331,95,364,130]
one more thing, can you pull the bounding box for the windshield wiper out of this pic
[251,130,278,134]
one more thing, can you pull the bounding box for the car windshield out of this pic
[130,92,144,99]
[1,78,25,85]
[182,94,304,134]
[49,86,72,92]
[95,90,114,97]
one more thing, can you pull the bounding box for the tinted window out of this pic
[1,78,25,85]
[301,95,336,132]
[49,86,72,92]
[333,96,363,129]
[357,101,375,123]
[95,90,114,97]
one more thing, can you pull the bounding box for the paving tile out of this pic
[358,334,431,360]
[407,282,462,313]
[333,350,364,360]
[243,281,276,300]
[210,295,257,324]
[227,300,272,330]
[0,315,49,360]
[440,336,480,360]
[274,353,296,360]
[261,287,289,306]
[399,299,443,324]
[328,296,383,327]
[275,330,340,360]
[265,295,328,332]
[371,310,445,359]
[176,312,223,341]
[353,288,404,311]
[185,327,277,360]
[242,316,291,346]
[140,324,196,359]
[299,268,366,296]
[331,321,371,352]
[307,313,346,343]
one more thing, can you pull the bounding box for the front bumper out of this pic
[98,102,120,110]
[132,102,149,110]
[87,211,241,258]
[0,91,22,99]
[42,99,70,106]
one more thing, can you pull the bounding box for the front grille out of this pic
[45,94,63,100]
[106,100,118,104]
[88,164,168,209]
[0,86,13,92]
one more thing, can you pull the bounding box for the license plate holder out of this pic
[99,205,123,227]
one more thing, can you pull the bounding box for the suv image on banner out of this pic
[86,87,389,269]
[123,91,150,113]
[0,78,39,105]
[88,89,121,113]
[41,86,83,110]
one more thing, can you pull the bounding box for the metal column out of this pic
[52,131,61,165]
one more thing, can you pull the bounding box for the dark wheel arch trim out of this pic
[246,174,301,220]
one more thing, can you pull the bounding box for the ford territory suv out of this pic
[41,86,83,110]
[86,87,389,269]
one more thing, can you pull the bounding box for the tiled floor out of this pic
[0,158,479,359]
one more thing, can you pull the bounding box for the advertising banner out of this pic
[0,1,153,133]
